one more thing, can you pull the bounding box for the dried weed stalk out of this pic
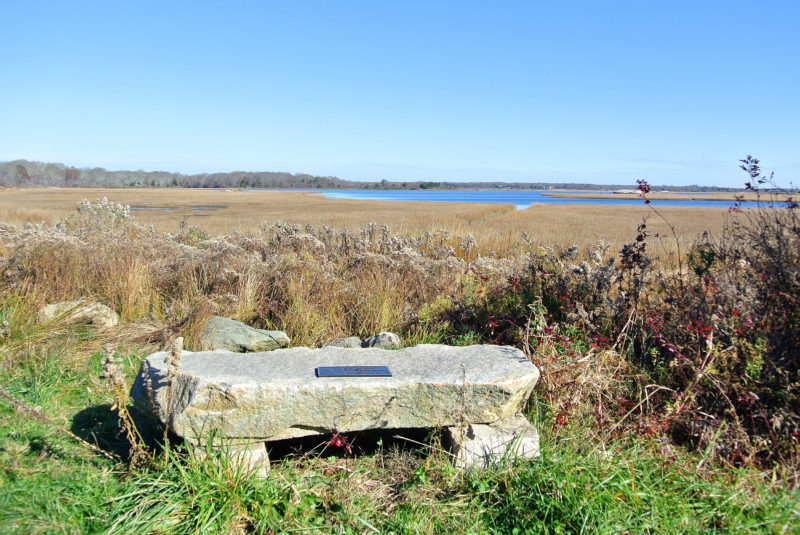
[100,345,149,466]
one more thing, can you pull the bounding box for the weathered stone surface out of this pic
[38,300,119,330]
[362,332,402,349]
[327,336,363,349]
[445,413,540,469]
[200,316,289,353]
[194,440,270,477]
[131,344,539,444]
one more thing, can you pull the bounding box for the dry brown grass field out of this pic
[0,187,728,255]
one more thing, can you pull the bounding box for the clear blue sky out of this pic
[1,1,798,186]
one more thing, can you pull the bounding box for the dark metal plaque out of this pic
[316,366,392,377]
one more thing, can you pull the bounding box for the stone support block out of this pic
[445,413,540,469]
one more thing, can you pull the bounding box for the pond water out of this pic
[271,189,757,210]
[129,205,227,212]
[130,206,173,212]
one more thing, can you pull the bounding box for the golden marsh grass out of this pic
[0,187,728,255]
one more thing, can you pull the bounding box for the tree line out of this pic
[0,159,741,192]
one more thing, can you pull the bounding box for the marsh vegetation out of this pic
[0,166,798,533]
[0,187,727,257]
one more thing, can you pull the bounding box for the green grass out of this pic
[0,307,798,533]
[476,439,799,534]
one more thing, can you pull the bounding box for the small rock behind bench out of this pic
[38,300,119,331]
[199,316,289,353]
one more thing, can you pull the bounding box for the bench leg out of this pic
[445,413,540,469]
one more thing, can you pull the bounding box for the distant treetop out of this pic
[0,159,743,192]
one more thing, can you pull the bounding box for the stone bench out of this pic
[131,344,540,474]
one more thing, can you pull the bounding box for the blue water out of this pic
[273,189,755,210]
